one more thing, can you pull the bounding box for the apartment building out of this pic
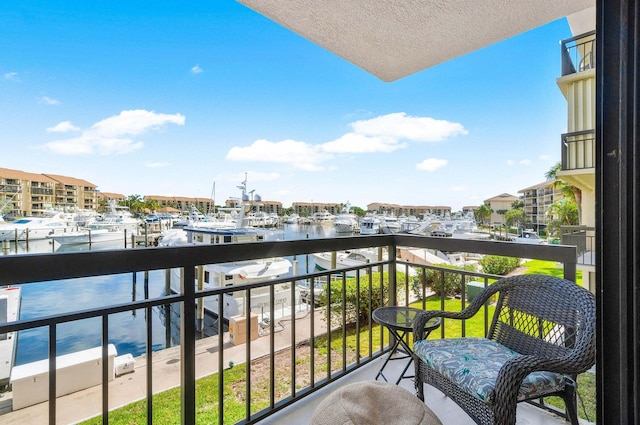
[0,167,97,217]
[518,180,564,232]
[280,201,326,217]
[225,197,280,214]
[366,202,452,218]
[43,173,97,211]
[97,192,127,203]
[144,195,215,214]
[483,193,520,226]
[556,9,596,291]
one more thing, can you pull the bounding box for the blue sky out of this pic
[1,2,573,211]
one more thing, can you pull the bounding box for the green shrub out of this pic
[411,264,475,299]
[319,271,408,326]
[479,255,520,275]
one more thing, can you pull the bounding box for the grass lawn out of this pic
[81,261,594,424]
[519,259,593,421]
[520,259,583,285]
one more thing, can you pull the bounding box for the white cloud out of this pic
[145,162,170,168]
[40,96,60,105]
[191,65,203,74]
[41,109,185,155]
[226,112,466,171]
[226,139,331,171]
[90,110,185,137]
[452,185,467,192]
[507,159,533,166]
[320,132,404,153]
[539,154,552,160]
[416,158,448,172]
[350,112,468,142]
[4,72,19,81]
[47,121,80,133]
[43,136,143,155]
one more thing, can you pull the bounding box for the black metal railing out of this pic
[561,225,596,266]
[561,31,596,76]
[0,235,577,424]
[562,129,596,171]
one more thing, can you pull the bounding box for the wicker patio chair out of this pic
[412,274,596,425]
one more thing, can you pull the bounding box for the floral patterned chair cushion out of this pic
[413,338,566,403]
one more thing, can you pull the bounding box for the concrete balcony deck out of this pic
[258,355,583,425]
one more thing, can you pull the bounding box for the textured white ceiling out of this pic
[239,0,594,81]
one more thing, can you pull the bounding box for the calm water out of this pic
[11,223,337,365]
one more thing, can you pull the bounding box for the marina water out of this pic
[10,224,336,366]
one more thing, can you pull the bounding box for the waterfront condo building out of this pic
[556,8,596,292]
[0,167,97,217]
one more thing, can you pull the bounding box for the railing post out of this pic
[388,243,397,307]
[562,247,577,283]
[180,265,196,424]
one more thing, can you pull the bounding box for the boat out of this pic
[379,214,402,234]
[312,248,388,277]
[399,215,421,233]
[359,214,381,235]
[0,286,21,388]
[47,201,141,246]
[48,226,133,246]
[90,200,141,232]
[312,211,335,223]
[333,202,359,234]
[513,230,546,244]
[284,213,300,224]
[159,175,296,322]
[0,215,76,242]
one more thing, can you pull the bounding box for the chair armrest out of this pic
[493,347,595,407]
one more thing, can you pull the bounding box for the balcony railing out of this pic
[561,226,596,266]
[0,235,578,424]
[561,31,596,76]
[562,129,596,171]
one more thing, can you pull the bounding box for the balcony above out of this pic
[561,31,596,77]
[559,130,595,191]
[239,0,594,82]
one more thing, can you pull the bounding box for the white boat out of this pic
[333,202,359,234]
[159,176,296,321]
[359,214,381,235]
[312,211,335,223]
[0,286,21,388]
[48,227,133,246]
[0,215,76,242]
[513,230,546,244]
[379,214,402,234]
[312,248,388,277]
[399,215,421,233]
[284,213,300,224]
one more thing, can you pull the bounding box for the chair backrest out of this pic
[486,274,595,370]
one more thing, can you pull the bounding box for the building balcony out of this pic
[561,226,595,267]
[0,235,588,424]
[561,31,596,77]
[561,130,596,172]
[0,186,20,193]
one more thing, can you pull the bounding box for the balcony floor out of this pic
[257,354,585,425]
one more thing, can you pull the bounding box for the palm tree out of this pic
[505,208,525,231]
[545,162,582,224]
[546,197,579,240]
[474,204,491,226]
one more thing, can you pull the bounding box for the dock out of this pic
[0,286,21,388]
[0,305,327,424]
